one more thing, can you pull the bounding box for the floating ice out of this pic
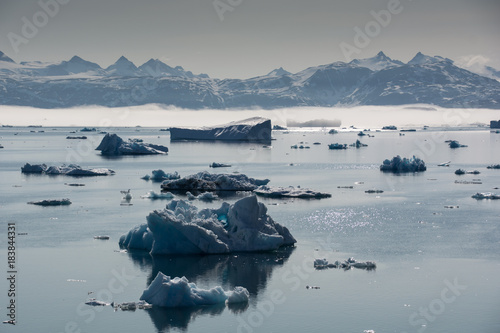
[142,170,180,182]
[313,258,376,270]
[141,191,175,200]
[119,195,296,254]
[471,192,500,200]
[328,143,347,150]
[448,140,467,148]
[140,273,249,307]
[350,139,368,148]
[380,155,426,173]
[254,185,331,199]
[96,133,168,155]
[27,198,71,206]
[209,162,231,168]
[169,117,271,142]
[21,163,114,176]
[487,164,500,169]
[160,172,269,192]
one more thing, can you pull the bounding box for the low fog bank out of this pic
[0,104,498,128]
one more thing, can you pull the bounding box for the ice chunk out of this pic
[21,163,114,176]
[471,192,500,200]
[161,171,269,192]
[209,162,231,168]
[380,155,426,173]
[169,117,271,142]
[140,273,248,307]
[142,191,175,200]
[119,195,296,254]
[96,133,168,156]
[142,170,180,182]
[448,140,467,148]
[28,198,71,206]
[254,185,331,199]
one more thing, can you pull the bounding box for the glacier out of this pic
[140,273,249,307]
[95,133,168,155]
[169,117,272,142]
[160,171,269,192]
[119,195,296,254]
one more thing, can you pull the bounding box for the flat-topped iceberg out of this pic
[140,273,249,307]
[380,155,426,173]
[160,171,269,192]
[21,163,114,176]
[169,117,271,142]
[96,133,169,155]
[254,185,331,199]
[119,195,296,254]
[28,198,71,206]
[471,192,500,200]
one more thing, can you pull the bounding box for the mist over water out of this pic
[1,104,498,128]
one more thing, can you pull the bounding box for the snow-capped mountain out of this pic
[349,51,403,71]
[0,51,499,109]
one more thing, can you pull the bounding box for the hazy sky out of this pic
[0,0,499,79]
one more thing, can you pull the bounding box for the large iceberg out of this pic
[160,172,269,192]
[95,133,169,155]
[140,273,249,307]
[169,117,272,142]
[21,163,114,176]
[119,195,296,254]
[254,185,331,199]
[380,155,426,173]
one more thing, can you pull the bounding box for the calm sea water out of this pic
[0,126,499,333]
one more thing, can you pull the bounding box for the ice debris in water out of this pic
[380,155,426,173]
[160,171,269,192]
[119,195,296,254]
[141,191,175,200]
[140,272,249,307]
[21,163,114,176]
[314,257,376,270]
[142,170,180,182]
[95,133,168,155]
[254,185,331,199]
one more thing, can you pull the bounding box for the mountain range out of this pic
[0,51,499,109]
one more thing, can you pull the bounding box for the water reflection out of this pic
[126,247,295,332]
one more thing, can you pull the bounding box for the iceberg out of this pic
[487,164,500,169]
[313,258,376,270]
[141,191,175,200]
[471,192,500,200]
[380,155,426,173]
[254,185,331,199]
[328,143,347,150]
[169,117,271,142]
[95,133,169,156]
[209,162,231,168]
[119,195,296,254]
[160,172,269,193]
[140,273,249,307]
[448,140,467,148]
[27,198,71,206]
[142,170,180,182]
[349,139,368,148]
[21,163,114,176]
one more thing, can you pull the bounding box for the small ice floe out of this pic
[438,161,451,167]
[141,191,175,200]
[66,136,87,139]
[337,186,354,189]
[93,235,110,240]
[65,183,85,186]
[328,143,347,150]
[365,189,383,194]
[455,169,480,175]
[448,140,467,148]
[314,257,376,271]
[142,170,180,182]
[305,285,320,289]
[487,164,500,169]
[444,205,459,209]
[455,180,482,184]
[85,298,112,306]
[471,192,500,200]
[21,163,114,176]
[210,162,232,168]
[328,129,338,134]
[28,198,71,206]
[140,273,249,307]
[350,139,368,148]
[186,191,219,201]
[254,185,331,199]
